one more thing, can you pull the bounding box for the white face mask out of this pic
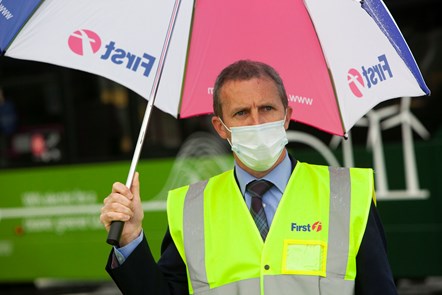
[220,118,288,171]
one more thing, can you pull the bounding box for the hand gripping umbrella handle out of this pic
[107,221,124,246]
[106,0,182,246]
[106,139,142,246]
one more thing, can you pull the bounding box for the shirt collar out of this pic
[235,151,292,196]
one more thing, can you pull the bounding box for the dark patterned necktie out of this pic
[246,179,273,241]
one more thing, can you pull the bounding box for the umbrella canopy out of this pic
[0,0,430,244]
[1,0,429,137]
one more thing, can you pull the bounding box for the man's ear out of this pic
[211,116,229,140]
[284,107,293,130]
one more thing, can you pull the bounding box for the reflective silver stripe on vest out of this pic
[265,275,355,295]
[183,167,354,294]
[317,166,354,295]
[183,180,209,293]
[327,166,351,277]
[199,278,261,295]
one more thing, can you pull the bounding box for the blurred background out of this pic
[1,0,441,294]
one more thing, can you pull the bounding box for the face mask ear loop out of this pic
[218,117,231,132]
[218,117,233,146]
[283,109,290,129]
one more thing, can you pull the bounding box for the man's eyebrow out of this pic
[230,106,250,114]
[258,102,278,108]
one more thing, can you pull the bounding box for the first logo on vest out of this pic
[291,221,322,232]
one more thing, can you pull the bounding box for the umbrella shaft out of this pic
[107,0,183,246]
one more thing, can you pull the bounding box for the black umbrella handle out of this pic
[107,221,124,246]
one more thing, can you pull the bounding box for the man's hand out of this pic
[100,172,144,247]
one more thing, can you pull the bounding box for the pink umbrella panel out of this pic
[173,0,429,136]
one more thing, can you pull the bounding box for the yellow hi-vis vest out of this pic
[167,162,374,295]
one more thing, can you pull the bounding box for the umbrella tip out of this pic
[343,133,349,140]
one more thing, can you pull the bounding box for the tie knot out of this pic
[246,179,273,198]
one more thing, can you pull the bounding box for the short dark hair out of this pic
[213,60,288,118]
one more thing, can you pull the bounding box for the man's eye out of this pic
[262,106,273,111]
[235,110,246,116]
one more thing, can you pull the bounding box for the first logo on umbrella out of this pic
[347,54,393,98]
[68,29,156,78]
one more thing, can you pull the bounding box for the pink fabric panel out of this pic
[180,0,343,135]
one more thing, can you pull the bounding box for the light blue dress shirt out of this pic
[115,151,293,264]
[235,151,292,226]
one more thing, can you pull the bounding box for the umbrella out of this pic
[0,0,430,244]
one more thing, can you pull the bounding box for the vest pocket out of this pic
[281,239,326,276]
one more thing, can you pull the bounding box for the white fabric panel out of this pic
[304,0,425,132]
[6,0,192,118]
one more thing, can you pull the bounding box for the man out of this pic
[100,60,398,294]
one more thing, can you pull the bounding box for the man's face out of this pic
[212,77,292,141]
